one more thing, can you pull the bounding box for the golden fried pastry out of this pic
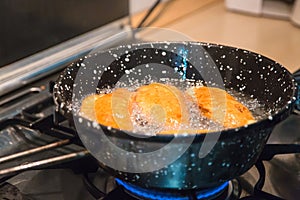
[109,88,133,130]
[80,83,255,133]
[131,83,189,129]
[94,88,133,130]
[79,88,133,130]
[94,93,118,128]
[80,94,101,121]
[186,86,255,128]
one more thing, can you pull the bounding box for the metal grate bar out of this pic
[0,150,89,176]
[0,139,71,164]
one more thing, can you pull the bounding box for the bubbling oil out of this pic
[80,78,266,135]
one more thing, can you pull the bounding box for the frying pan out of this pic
[53,42,297,190]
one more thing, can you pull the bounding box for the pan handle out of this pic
[258,144,300,161]
[260,71,300,161]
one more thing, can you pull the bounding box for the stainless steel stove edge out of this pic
[0,18,132,97]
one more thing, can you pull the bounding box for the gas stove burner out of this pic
[112,178,240,200]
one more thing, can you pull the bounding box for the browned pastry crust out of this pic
[186,86,255,128]
[130,83,189,130]
[80,84,255,133]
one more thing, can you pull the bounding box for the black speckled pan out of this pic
[53,42,298,191]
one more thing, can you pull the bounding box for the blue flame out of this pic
[115,178,229,200]
[196,181,229,199]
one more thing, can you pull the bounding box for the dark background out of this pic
[0,0,129,67]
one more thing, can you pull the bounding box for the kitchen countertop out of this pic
[132,0,300,72]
